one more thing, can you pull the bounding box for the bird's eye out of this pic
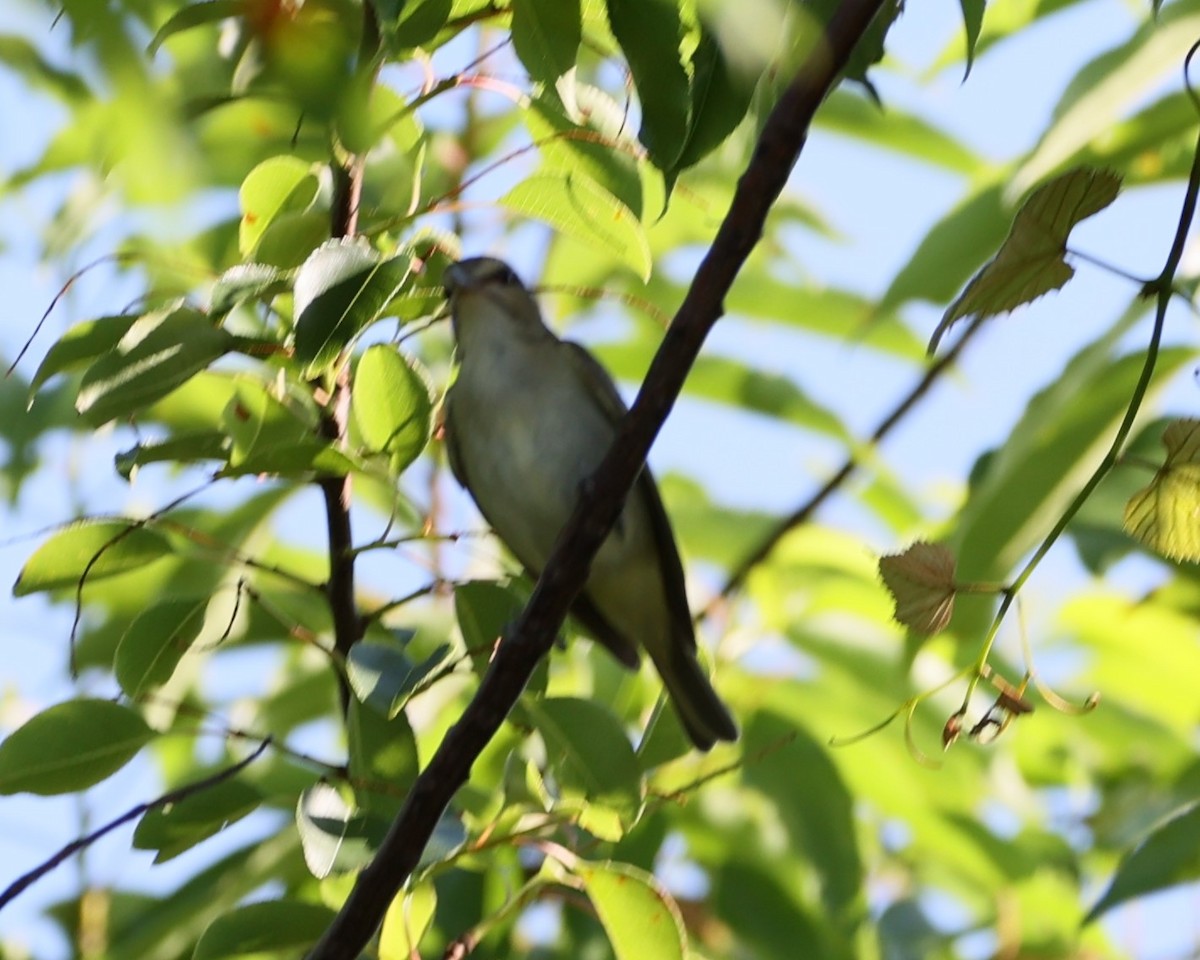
[494,265,519,286]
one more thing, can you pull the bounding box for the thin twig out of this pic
[0,741,269,909]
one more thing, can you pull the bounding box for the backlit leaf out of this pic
[14,520,173,596]
[1124,419,1200,562]
[878,541,958,636]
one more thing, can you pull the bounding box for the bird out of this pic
[441,256,738,751]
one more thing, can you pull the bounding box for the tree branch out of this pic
[307,2,888,956]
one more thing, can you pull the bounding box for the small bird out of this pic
[442,257,738,751]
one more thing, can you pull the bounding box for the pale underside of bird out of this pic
[442,256,738,751]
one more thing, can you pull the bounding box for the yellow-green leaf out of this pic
[1124,419,1200,562]
[878,541,957,636]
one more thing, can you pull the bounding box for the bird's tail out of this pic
[658,645,739,751]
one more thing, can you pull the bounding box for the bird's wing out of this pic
[563,342,697,655]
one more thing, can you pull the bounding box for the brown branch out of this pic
[0,741,269,910]
[305,2,888,957]
[712,309,990,607]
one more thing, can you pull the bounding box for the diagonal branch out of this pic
[306,2,889,956]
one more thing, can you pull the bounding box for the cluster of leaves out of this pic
[2,0,1200,959]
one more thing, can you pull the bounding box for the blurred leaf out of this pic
[353,344,433,474]
[1124,419,1200,562]
[524,697,642,838]
[348,697,419,817]
[147,0,242,55]
[114,597,210,698]
[675,25,758,170]
[379,884,438,960]
[346,637,450,718]
[14,520,173,596]
[193,900,337,959]
[0,699,153,795]
[575,859,686,960]
[1085,801,1200,923]
[604,0,689,172]
[389,0,453,49]
[878,541,958,636]
[959,0,985,76]
[209,263,289,316]
[134,776,263,863]
[221,379,352,476]
[931,168,1122,352]
[293,239,414,372]
[76,307,236,425]
[501,169,651,280]
[31,315,138,394]
[295,782,381,877]
[239,156,320,256]
[115,431,230,479]
[511,0,580,87]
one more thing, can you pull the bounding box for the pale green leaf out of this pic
[352,344,433,475]
[576,860,686,960]
[380,884,438,960]
[114,597,210,698]
[14,520,173,596]
[1124,419,1200,562]
[239,156,320,256]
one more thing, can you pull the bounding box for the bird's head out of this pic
[443,257,547,347]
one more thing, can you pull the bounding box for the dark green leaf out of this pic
[0,699,153,795]
[348,697,419,817]
[209,263,289,316]
[676,26,758,171]
[1086,801,1200,923]
[115,431,230,479]
[14,520,173,596]
[293,240,415,372]
[30,315,139,394]
[604,0,689,171]
[296,782,381,877]
[193,900,337,959]
[76,308,236,425]
[133,776,263,863]
[959,0,985,77]
[511,0,581,87]
[390,0,453,49]
[346,638,451,718]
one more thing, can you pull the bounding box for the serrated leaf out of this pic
[604,0,689,172]
[76,307,236,425]
[576,860,686,960]
[209,263,288,316]
[501,170,650,280]
[0,699,153,795]
[148,0,242,55]
[878,541,957,636]
[239,156,320,256]
[931,168,1122,353]
[353,344,433,475]
[1124,419,1200,562]
[511,0,580,87]
[30,315,138,394]
[193,900,337,959]
[380,884,437,960]
[675,26,758,171]
[293,240,414,372]
[1085,801,1200,924]
[14,520,173,596]
[133,776,262,863]
[114,597,210,698]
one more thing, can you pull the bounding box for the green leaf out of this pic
[14,519,174,596]
[221,380,352,476]
[511,0,581,87]
[76,307,236,425]
[209,263,289,316]
[675,26,757,171]
[1124,419,1200,562]
[293,239,415,372]
[239,156,320,256]
[193,900,337,959]
[389,0,453,49]
[346,638,451,718]
[501,169,651,280]
[114,431,230,480]
[959,0,985,77]
[133,776,263,863]
[1085,801,1200,923]
[0,699,153,795]
[353,344,434,475]
[30,315,139,394]
[379,884,438,960]
[575,859,686,960]
[147,0,243,55]
[604,0,690,172]
[114,597,210,698]
[295,782,381,877]
[878,541,958,636]
[932,167,1122,352]
[524,697,642,837]
[348,697,419,817]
